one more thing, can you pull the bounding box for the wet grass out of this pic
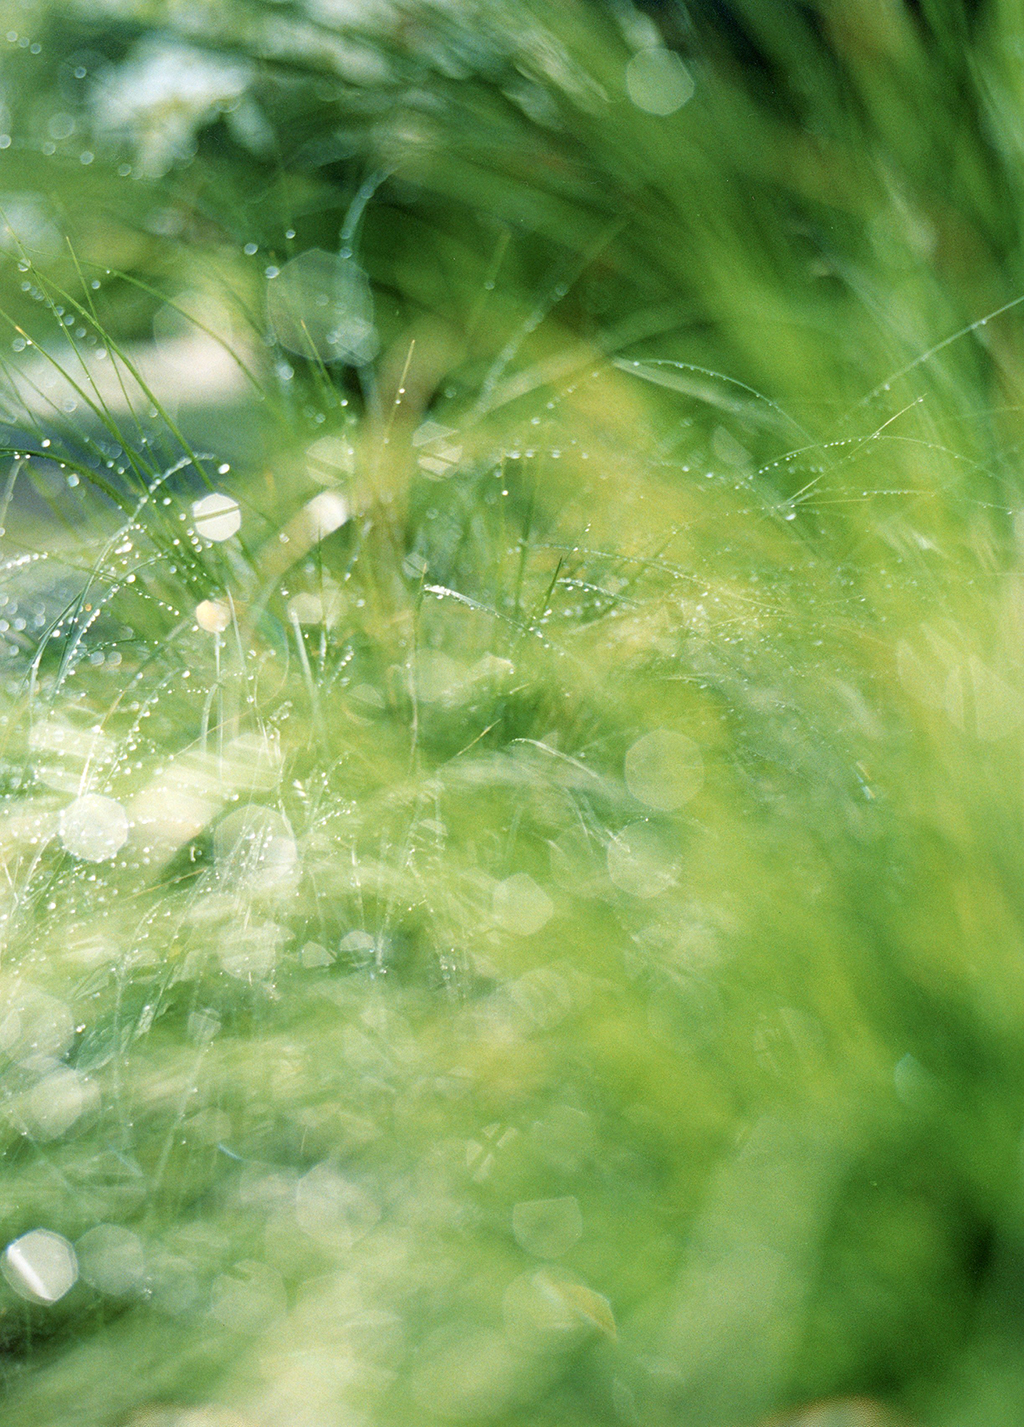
[0,3,1022,1426]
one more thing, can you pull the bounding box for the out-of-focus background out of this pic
[0,4,1022,1427]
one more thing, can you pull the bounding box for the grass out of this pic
[0,2,1022,1425]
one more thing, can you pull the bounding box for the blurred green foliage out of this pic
[0,3,1020,1427]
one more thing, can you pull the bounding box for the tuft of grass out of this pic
[0,3,1023,1426]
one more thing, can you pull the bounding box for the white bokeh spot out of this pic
[493,873,555,936]
[606,821,678,898]
[625,47,694,116]
[2,1229,78,1304]
[191,492,241,542]
[267,249,378,365]
[624,729,703,810]
[76,1224,146,1297]
[195,598,232,633]
[59,793,129,862]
